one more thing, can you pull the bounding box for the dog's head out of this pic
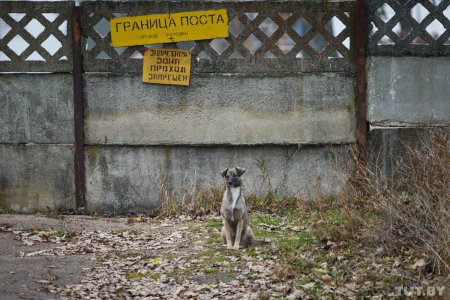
[221,167,246,188]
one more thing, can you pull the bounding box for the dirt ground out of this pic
[0,214,137,300]
[0,214,197,299]
[0,213,448,299]
[1,214,287,299]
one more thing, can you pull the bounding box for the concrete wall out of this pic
[82,71,355,212]
[85,73,356,145]
[367,57,450,126]
[368,127,449,187]
[0,74,74,144]
[366,56,449,183]
[2,2,448,214]
[0,144,75,213]
[0,71,355,214]
[0,71,355,213]
[86,145,350,213]
[79,68,357,213]
[0,74,75,213]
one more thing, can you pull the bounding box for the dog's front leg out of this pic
[223,219,233,249]
[234,219,243,249]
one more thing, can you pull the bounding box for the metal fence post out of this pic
[71,5,86,211]
[355,0,368,165]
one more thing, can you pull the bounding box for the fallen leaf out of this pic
[153,257,161,264]
[411,258,426,270]
[301,282,315,289]
[288,226,304,232]
[37,280,50,284]
[322,274,332,283]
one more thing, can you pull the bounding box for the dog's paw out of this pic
[233,244,240,250]
[226,244,233,249]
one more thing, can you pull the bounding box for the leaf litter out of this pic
[0,213,448,299]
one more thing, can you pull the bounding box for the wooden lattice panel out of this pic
[81,1,355,73]
[0,1,73,72]
[368,0,450,56]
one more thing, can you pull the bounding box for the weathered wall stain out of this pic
[367,57,450,126]
[84,145,352,213]
[0,74,74,144]
[0,145,75,213]
[84,74,356,145]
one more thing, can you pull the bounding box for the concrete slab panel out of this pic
[368,127,449,185]
[84,74,356,145]
[0,74,74,144]
[85,145,351,214]
[367,57,450,126]
[0,145,75,213]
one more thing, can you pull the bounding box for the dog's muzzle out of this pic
[227,178,241,187]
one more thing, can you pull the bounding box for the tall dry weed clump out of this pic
[352,128,449,276]
[158,186,224,218]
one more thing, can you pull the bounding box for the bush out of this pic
[352,128,449,276]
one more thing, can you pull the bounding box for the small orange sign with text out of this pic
[142,48,191,86]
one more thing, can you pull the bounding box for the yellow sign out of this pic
[142,48,191,86]
[110,9,229,47]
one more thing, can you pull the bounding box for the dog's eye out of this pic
[225,175,229,179]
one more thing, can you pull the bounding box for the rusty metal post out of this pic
[71,5,86,211]
[355,0,368,165]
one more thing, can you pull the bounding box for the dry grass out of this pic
[155,128,448,277]
[351,128,449,276]
[158,186,224,217]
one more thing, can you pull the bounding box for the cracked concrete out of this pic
[367,56,450,126]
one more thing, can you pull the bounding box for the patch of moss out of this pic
[205,219,222,229]
[296,275,312,285]
[246,249,258,258]
[202,268,219,274]
[205,234,222,245]
[165,269,189,278]
[187,223,202,233]
[276,232,316,252]
[250,213,284,227]
[127,272,147,280]
[149,273,161,280]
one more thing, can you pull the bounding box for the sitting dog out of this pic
[220,167,253,249]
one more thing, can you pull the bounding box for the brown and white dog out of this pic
[220,167,253,249]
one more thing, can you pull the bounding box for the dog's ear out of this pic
[221,168,228,178]
[236,167,246,176]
